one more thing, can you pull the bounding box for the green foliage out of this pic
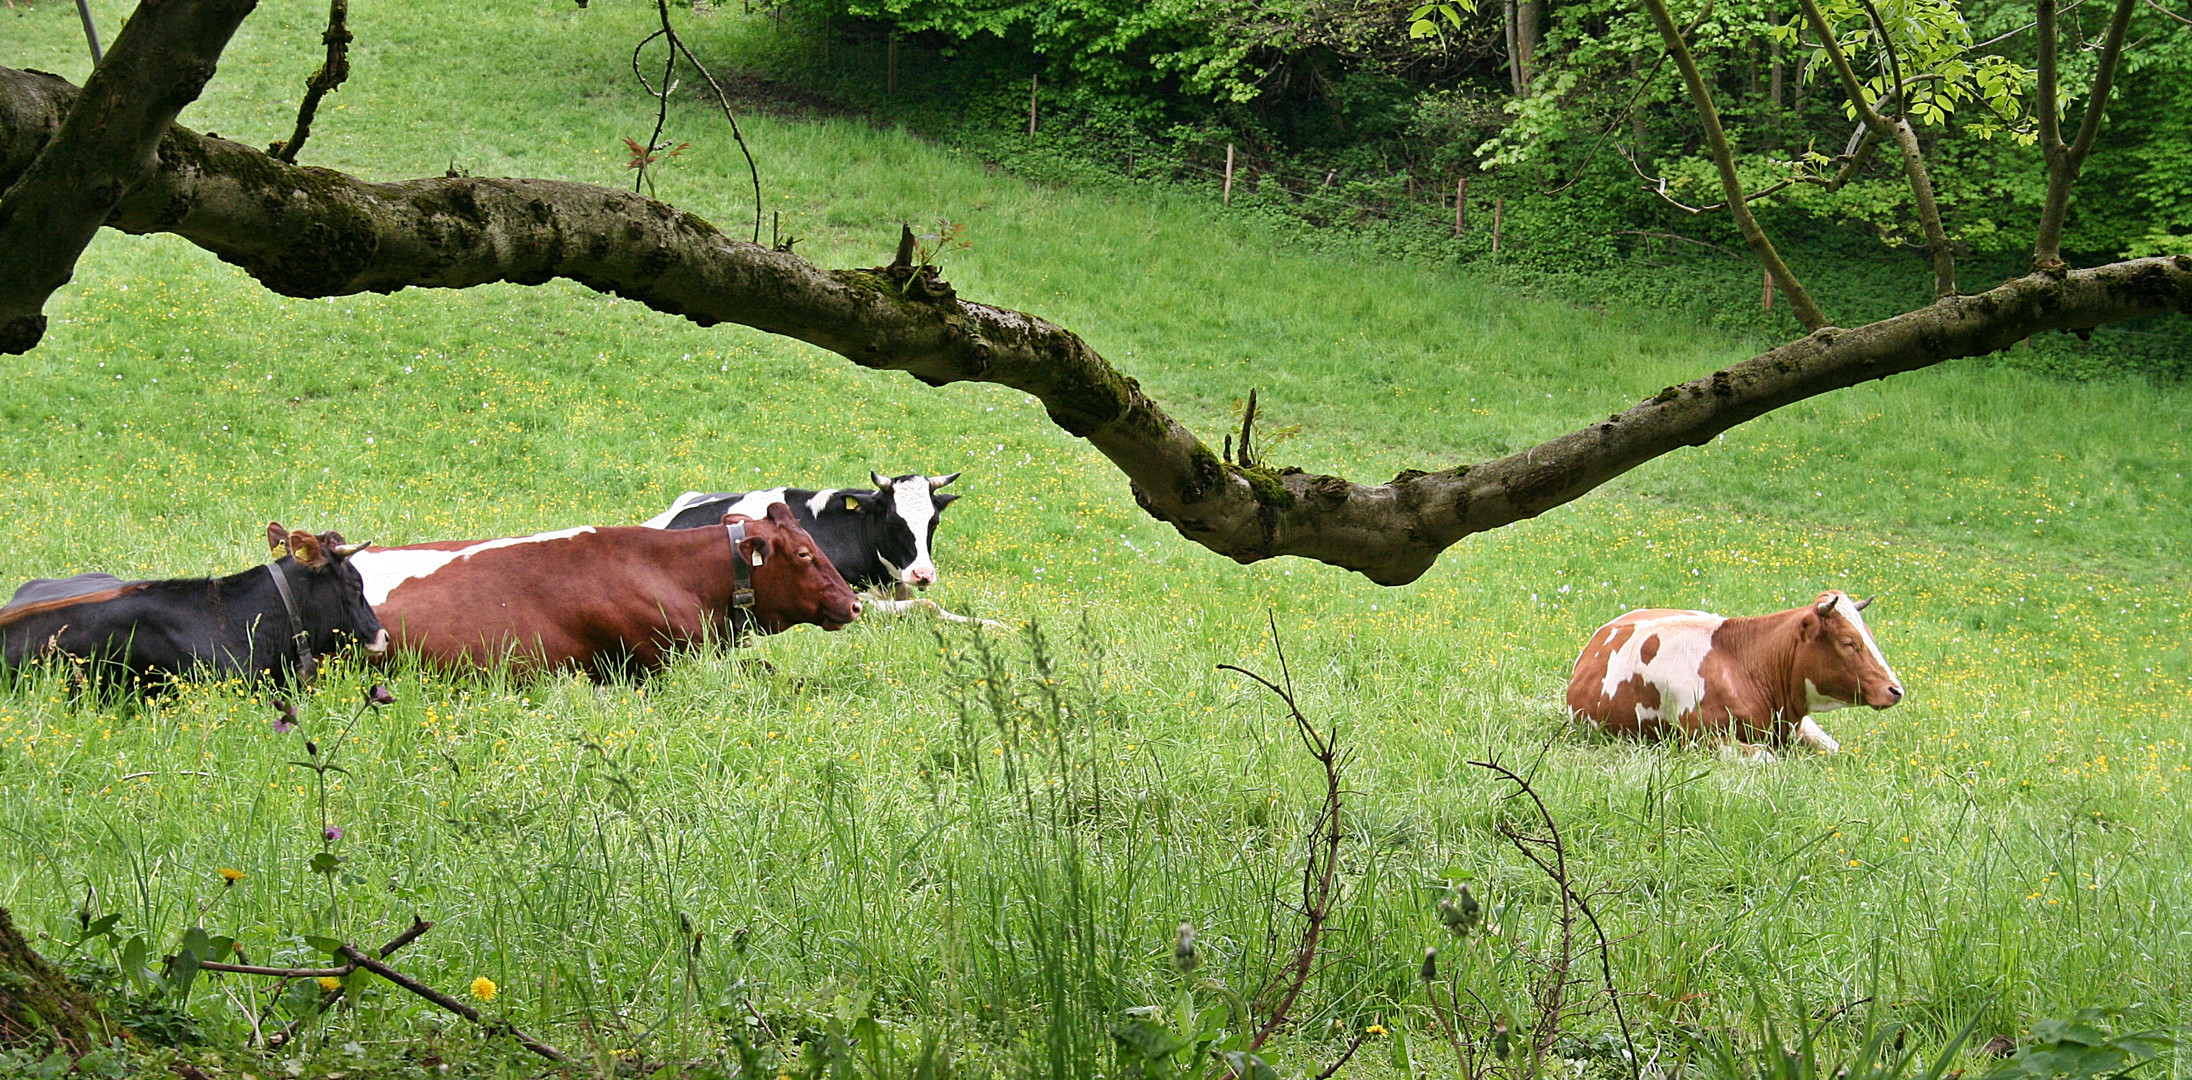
[1981,1011,2176,1080]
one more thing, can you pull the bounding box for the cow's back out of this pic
[1566,608,1726,737]
[367,526,715,675]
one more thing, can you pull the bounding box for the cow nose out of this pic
[909,568,936,587]
[847,597,863,619]
[365,629,390,657]
[1887,684,1903,702]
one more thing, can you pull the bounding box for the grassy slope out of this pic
[2,0,2190,1074]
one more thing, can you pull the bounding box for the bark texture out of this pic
[0,0,259,353]
[0,906,121,1052]
[3,68,2190,584]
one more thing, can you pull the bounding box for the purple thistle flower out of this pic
[324,826,343,843]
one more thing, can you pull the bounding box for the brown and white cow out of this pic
[1565,590,1903,760]
[355,503,859,678]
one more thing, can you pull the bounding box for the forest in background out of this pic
[705,0,2192,376]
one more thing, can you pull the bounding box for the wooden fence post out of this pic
[1492,196,1504,254]
[1223,144,1235,205]
[1455,176,1468,234]
[1027,73,1038,135]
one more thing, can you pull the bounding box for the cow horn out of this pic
[871,470,893,490]
[330,541,370,558]
[929,472,961,490]
[1854,595,1875,611]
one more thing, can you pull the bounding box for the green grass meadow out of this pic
[3,1,2191,1076]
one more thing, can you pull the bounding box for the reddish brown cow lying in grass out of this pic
[1566,590,1903,761]
[351,503,859,678]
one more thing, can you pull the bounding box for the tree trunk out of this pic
[0,906,122,1053]
[1516,0,1540,93]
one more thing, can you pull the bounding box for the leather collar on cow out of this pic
[724,521,756,611]
[264,561,317,683]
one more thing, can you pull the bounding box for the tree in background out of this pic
[0,0,2187,585]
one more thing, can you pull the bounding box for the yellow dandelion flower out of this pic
[469,976,498,1002]
[1368,1024,1389,1036]
[317,977,342,992]
[218,867,246,883]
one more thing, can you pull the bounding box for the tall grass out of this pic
[2,1,2190,1075]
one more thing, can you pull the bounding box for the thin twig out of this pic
[271,0,352,163]
[2144,0,2192,25]
[1471,759,1641,1079]
[1312,1030,1371,1079]
[649,0,764,244]
[1218,613,1345,1055]
[340,945,568,1063]
[1973,0,2088,47]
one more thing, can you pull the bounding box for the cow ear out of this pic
[933,492,960,510]
[766,501,798,526]
[287,530,327,568]
[739,536,773,568]
[267,522,289,554]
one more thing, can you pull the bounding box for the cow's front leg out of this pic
[859,589,1006,629]
[1794,716,1842,753]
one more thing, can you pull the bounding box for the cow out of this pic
[354,502,859,678]
[1565,590,1903,761]
[0,524,388,692]
[645,471,995,625]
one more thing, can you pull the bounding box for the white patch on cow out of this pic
[1804,678,1850,710]
[1597,611,1726,726]
[354,527,596,607]
[711,488,792,522]
[642,491,713,529]
[806,489,840,518]
[1831,592,1899,686]
[882,481,940,584]
[1796,716,1842,752]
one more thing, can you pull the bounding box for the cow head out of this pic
[724,504,861,633]
[848,471,960,589]
[1794,590,1903,711]
[266,522,390,661]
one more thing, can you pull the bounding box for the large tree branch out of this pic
[2033,0,2138,268]
[3,69,2190,585]
[0,0,258,353]
[1641,0,1831,330]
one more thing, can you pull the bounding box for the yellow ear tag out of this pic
[845,496,859,511]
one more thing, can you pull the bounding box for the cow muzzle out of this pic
[907,566,937,588]
[1869,682,1904,708]
[823,596,863,630]
[364,629,391,658]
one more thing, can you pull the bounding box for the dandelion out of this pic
[469,976,498,1002]
[1368,1024,1389,1036]
[317,976,341,992]
[218,867,245,884]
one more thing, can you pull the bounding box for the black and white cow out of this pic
[645,471,992,624]
[0,524,389,691]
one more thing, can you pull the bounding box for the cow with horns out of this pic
[0,524,388,691]
[1565,590,1904,760]
[646,471,994,625]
